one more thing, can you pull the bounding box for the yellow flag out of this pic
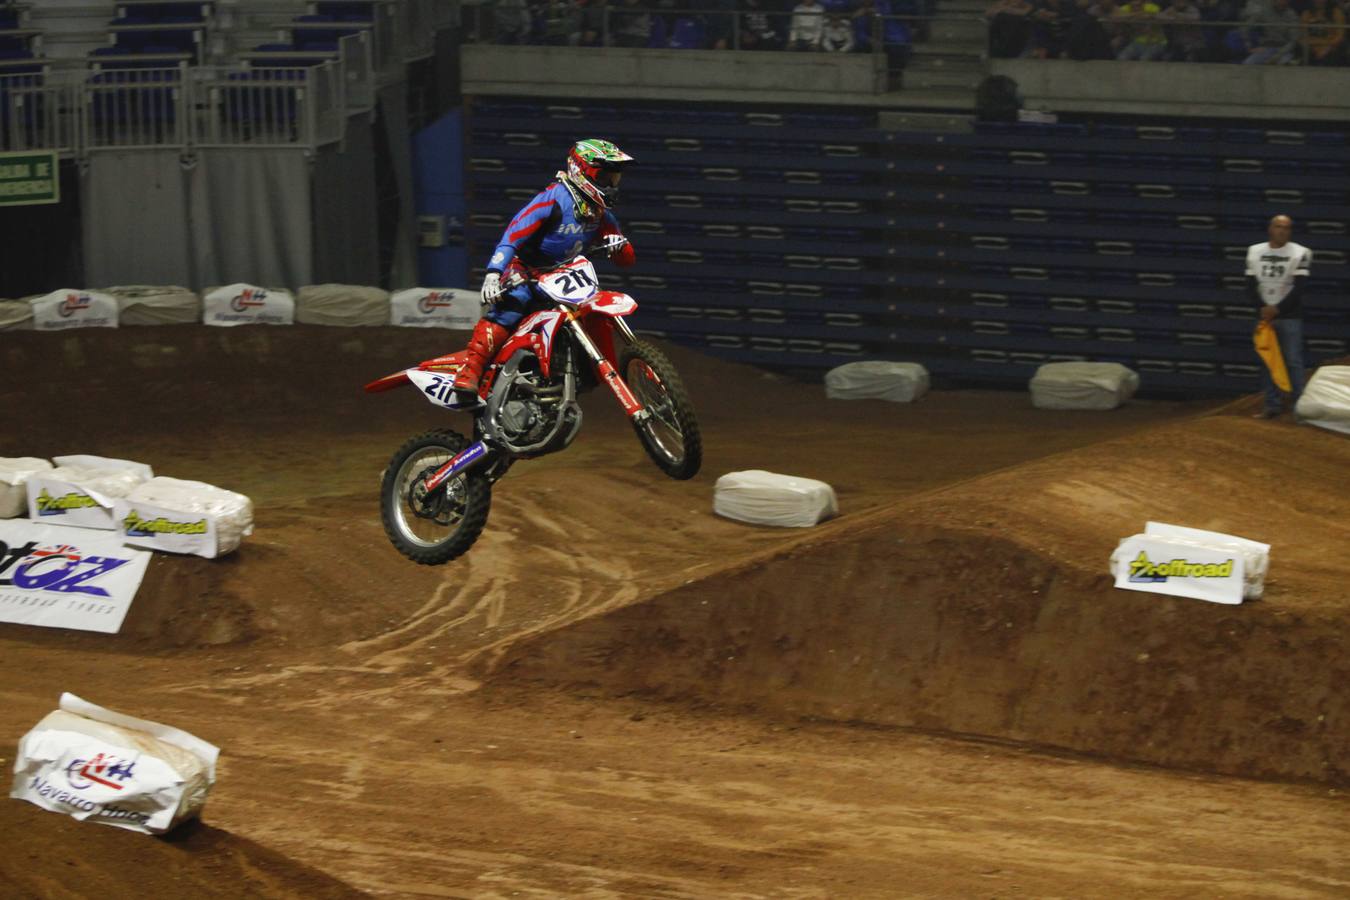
[1253,321,1291,392]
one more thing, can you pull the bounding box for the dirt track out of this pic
[1,327,1347,898]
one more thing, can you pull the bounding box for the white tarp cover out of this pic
[389,287,481,329]
[714,469,838,528]
[1294,365,1350,436]
[0,457,52,519]
[824,361,930,402]
[114,476,254,558]
[0,298,33,331]
[202,283,295,327]
[11,692,220,835]
[1110,521,1270,604]
[295,283,391,327]
[0,520,152,633]
[1029,362,1140,410]
[106,285,201,326]
[29,289,119,331]
[27,456,154,530]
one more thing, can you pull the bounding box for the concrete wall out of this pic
[461,45,887,104]
[993,59,1350,122]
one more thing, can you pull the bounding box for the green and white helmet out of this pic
[565,139,634,214]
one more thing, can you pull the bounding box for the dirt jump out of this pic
[1,326,1346,898]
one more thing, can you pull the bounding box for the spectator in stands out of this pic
[853,0,913,66]
[1065,0,1116,57]
[578,0,610,45]
[535,0,583,44]
[985,0,1037,56]
[703,0,736,48]
[1113,0,1168,59]
[820,11,857,49]
[611,0,655,46]
[1030,0,1074,57]
[1247,215,1311,419]
[493,0,534,43]
[789,0,827,49]
[1301,0,1346,64]
[1236,0,1301,61]
[1157,0,1206,58]
[1197,0,1239,60]
[738,0,784,49]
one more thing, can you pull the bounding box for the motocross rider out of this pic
[452,139,637,399]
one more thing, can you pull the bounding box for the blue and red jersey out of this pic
[486,180,635,275]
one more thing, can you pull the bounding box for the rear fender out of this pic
[363,351,468,394]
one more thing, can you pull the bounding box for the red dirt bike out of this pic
[364,254,702,565]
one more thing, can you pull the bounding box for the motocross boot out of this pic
[453,319,509,399]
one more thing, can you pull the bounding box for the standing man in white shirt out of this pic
[1245,214,1311,419]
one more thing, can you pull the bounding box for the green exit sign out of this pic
[0,151,60,206]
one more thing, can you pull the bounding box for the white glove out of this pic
[480,272,503,305]
[600,234,629,258]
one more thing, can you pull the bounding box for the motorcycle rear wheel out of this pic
[380,428,491,565]
[619,340,702,481]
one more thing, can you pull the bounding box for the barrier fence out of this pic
[0,32,371,156]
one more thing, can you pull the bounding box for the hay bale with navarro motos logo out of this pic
[202,283,294,327]
[11,692,220,835]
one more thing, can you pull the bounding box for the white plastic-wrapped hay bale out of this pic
[295,283,391,327]
[1294,366,1350,436]
[1029,362,1139,410]
[0,457,52,518]
[105,285,201,326]
[202,283,294,326]
[714,470,838,528]
[27,455,154,529]
[0,298,34,331]
[824,361,930,403]
[1110,521,1270,604]
[389,287,481,329]
[11,692,220,835]
[113,476,254,558]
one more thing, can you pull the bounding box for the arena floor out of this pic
[1,327,1347,899]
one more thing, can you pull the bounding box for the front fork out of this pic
[567,315,650,423]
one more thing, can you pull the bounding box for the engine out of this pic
[482,351,583,458]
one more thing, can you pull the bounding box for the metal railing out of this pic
[2,59,350,156]
[0,72,79,155]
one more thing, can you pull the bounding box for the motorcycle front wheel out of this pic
[618,340,702,481]
[380,428,491,565]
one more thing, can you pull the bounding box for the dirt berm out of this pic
[494,412,1350,785]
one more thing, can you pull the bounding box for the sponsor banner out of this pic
[389,287,480,329]
[27,476,118,530]
[112,499,218,558]
[1113,536,1245,605]
[203,283,295,327]
[0,151,60,207]
[0,521,151,633]
[11,693,220,835]
[30,289,119,331]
